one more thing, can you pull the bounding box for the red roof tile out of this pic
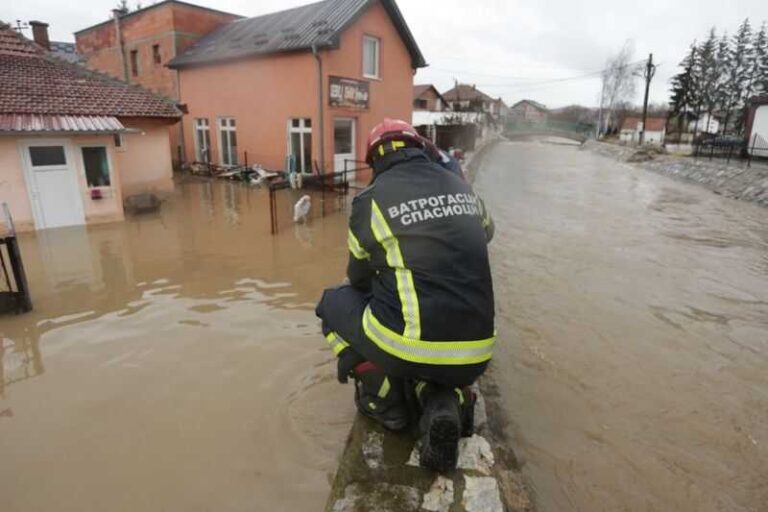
[0,24,179,119]
[622,116,666,132]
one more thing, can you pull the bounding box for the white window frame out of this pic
[194,118,210,163]
[78,143,114,189]
[362,35,380,79]
[287,118,313,174]
[218,117,238,166]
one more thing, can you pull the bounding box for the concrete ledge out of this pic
[324,376,533,512]
[582,140,768,208]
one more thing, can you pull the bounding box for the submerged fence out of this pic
[0,204,32,315]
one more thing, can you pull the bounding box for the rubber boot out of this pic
[417,384,462,473]
[353,362,409,431]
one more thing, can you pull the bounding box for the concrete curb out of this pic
[324,377,533,512]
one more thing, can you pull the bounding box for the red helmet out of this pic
[365,118,423,165]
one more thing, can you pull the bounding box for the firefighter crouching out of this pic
[315,119,495,472]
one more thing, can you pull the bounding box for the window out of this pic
[194,118,211,162]
[218,117,238,166]
[29,146,66,166]
[81,146,111,187]
[288,118,312,174]
[130,49,139,76]
[152,44,161,64]
[414,98,428,109]
[362,35,380,79]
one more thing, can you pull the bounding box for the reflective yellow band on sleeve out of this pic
[370,200,421,340]
[347,229,370,260]
[363,307,495,365]
[325,332,350,356]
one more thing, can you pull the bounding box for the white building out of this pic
[620,117,666,144]
[689,113,720,134]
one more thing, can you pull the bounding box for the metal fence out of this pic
[693,133,768,167]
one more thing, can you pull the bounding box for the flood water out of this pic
[0,178,354,511]
[476,140,768,511]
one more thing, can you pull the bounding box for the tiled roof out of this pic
[0,114,124,133]
[168,0,426,69]
[512,99,546,111]
[0,23,180,119]
[442,84,495,103]
[622,117,666,132]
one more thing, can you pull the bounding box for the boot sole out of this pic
[420,414,459,473]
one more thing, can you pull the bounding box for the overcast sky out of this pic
[5,0,768,108]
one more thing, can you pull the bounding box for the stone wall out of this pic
[582,140,768,207]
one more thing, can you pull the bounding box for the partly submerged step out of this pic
[325,381,533,512]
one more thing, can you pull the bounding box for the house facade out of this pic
[0,23,180,232]
[413,84,448,112]
[74,1,241,162]
[168,0,425,179]
[509,100,547,124]
[620,117,666,144]
[442,84,500,118]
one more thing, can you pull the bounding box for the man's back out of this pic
[349,149,495,346]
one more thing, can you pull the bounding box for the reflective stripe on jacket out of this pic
[347,148,495,366]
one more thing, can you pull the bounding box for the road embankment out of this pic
[582,140,768,207]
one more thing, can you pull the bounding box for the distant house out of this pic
[745,95,768,156]
[689,113,720,135]
[442,84,501,118]
[413,84,448,112]
[509,99,547,123]
[167,0,426,176]
[0,22,181,231]
[620,117,666,144]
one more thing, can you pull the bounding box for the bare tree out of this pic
[598,41,641,136]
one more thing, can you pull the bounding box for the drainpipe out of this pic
[312,43,326,174]
[112,9,129,82]
[172,32,187,164]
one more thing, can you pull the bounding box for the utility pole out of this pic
[639,53,656,145]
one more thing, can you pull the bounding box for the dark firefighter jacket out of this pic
[346,147,495,382]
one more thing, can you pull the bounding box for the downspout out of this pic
[172,32,187,164]
[312,43,326,173]
[112,9,129,82]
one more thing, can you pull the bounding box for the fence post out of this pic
[748,134,757,168]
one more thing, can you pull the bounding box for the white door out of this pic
[21,141,85,230]
[334,118,356,182]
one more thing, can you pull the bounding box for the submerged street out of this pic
[1,140,767,511]
[477,140,768,512]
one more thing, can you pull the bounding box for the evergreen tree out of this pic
[692,29,719,137]
[669,43,697,134]
[716,33,733,133]
[722,19,753,133]
[751,23,768,95]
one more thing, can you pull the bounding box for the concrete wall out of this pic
[178,0,414,172]
[116,118,177,197]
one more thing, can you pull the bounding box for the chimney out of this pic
[29,20,50,50]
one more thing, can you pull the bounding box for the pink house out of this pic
[0,23,180,232]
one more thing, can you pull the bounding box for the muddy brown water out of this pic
[477,140,768,512]
[0,179,355,511]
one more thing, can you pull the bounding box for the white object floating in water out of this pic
[293,195,311,223]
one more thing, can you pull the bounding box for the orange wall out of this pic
[178,0,415,173]
[116,119,176,197]
[76,3,238,100]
